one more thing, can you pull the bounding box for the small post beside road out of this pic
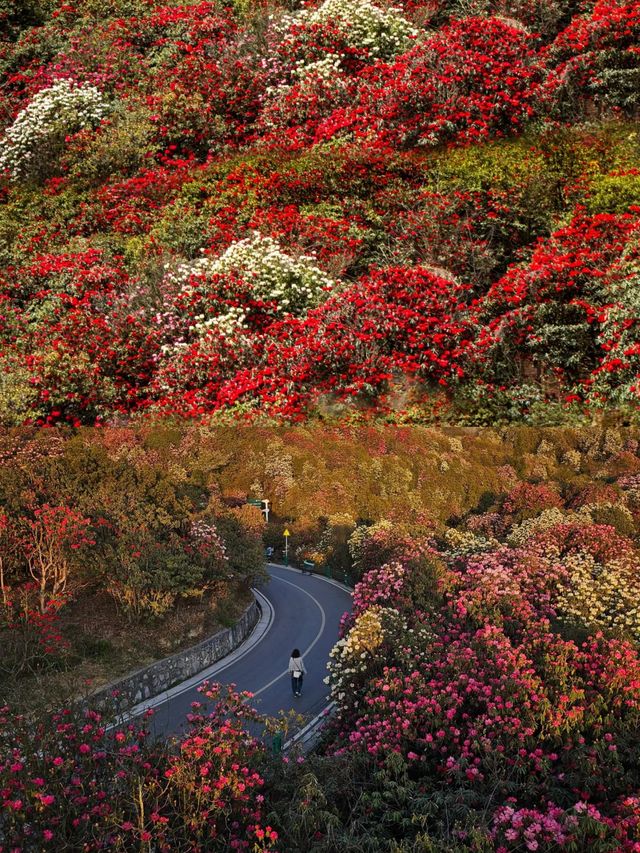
[283,528,290,566]
[271,731,283,754]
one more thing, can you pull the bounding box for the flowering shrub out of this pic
[0,249,160,425]
[590,250,640,406]
[149,683,278,852]
[259,55,351,142]
[0,80,110,181]
[167,232,334,337]
[280,0,417,64]
[474,211,640,398]
[351,561,407,614]
[547,0,640,116]
[189,518,229,570]
[490,801,613,850]
[0,704,157,850]
[502,481,563,520]
[0,684,278,851]
[0,585,70,679]
[0,0,638,426]
[322,477,640,849]
[316,18,546,148]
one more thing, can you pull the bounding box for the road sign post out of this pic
[283,528,290,566]
[247,497,270,523]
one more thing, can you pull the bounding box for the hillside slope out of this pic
[0,0,638,424]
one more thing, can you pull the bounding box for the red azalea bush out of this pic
[0,684,278,852]
[547,0,640,117]
[502,481,564,520]
[0,584,71,680]
[1,0,640,424]
[315,18,547,149]
[0,248,161,424]
[473,210,640,395]
[150,264,475,420]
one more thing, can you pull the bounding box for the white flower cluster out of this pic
[443,527,500,556]
[285,0,417,60]
[261,53,349,133]
[202,304,249,338]
[557,550,640,641]
[325,605,433,708]
[507,507,572,547]
[169,232,335,336]
[0,79,110,180]
[266,53,345,97]
[296,53,344,85]
[325,606,388,703]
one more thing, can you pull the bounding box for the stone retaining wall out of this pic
[88,598,260,711]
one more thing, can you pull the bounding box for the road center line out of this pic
[251,573,327,697]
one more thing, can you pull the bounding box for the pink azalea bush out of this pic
[323,490,640,849]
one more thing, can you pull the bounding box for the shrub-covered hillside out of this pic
[0,0,639,424]
[0,426,266,708]
[3,423,640,850]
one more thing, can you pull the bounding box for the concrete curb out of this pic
[89,596,261,713]
[284,701,336,753]
[118,589,274,722]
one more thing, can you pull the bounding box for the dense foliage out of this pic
[2,0,640,845]
[0,426,266,694]
[0,0,638,424]
[2,424,640,850]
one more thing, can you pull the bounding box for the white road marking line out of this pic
[252,573,326,696]
[112,589,275,724]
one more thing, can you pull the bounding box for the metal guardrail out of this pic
[267,557,354,588]
[283,701,336,754]
[322,563,353,588]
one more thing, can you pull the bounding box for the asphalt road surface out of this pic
[136,563,352,739]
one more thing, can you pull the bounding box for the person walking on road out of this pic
[289,648,306,697]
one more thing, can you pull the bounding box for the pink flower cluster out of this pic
[327,502,640,848]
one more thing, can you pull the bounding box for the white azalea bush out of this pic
[0,79,110,181]
[556,549,640,641]
[325,605,388,705]
[261,0,416,137]
[282,0,417,62]
[261,53,351,135]
[326,603,433,709]
[167,232,335,336]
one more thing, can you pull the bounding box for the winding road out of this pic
[131,563,352,740]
